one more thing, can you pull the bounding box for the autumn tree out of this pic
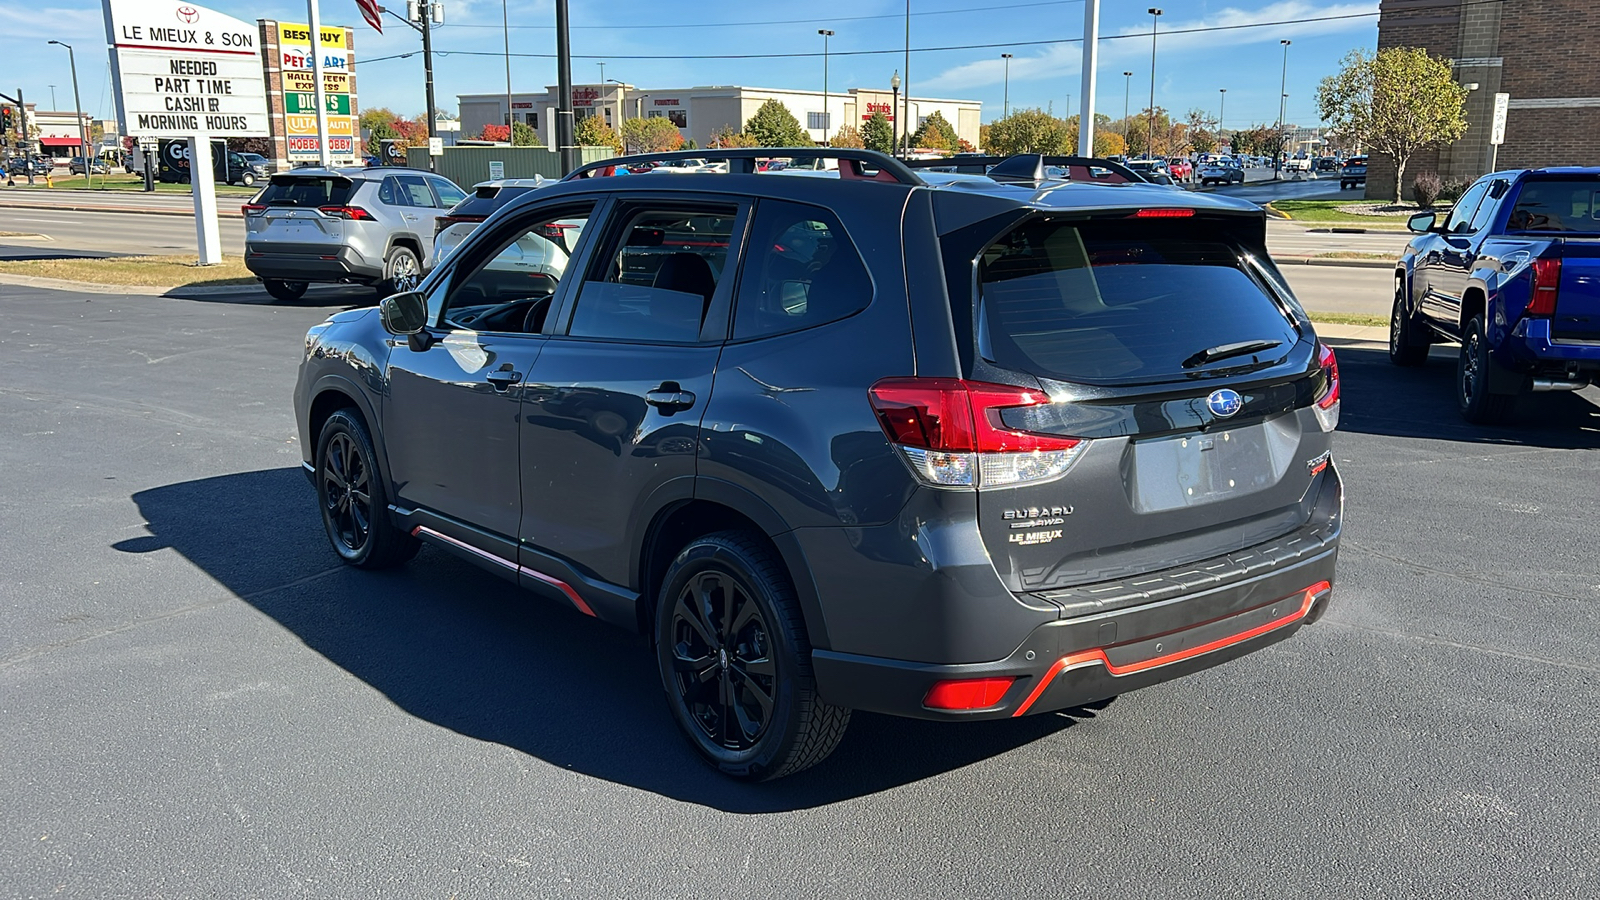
[911,110,960,152]
[621,115,684,153]
[828,124,865,149]
[511,122,541,147]
[1185,109,1219,155]
[1317,46,1468,201]
[985,108,1070,156]
[574,114,623,154]
[743,99,812,147]
[707,124,758,149]
[860,112,895,154]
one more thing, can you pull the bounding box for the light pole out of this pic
[1146,8,1162,160]
[890,70,901,158]
[902,0,910,156]
[819,29,834,146]
[46,41,88,187]
[1218,88,1226,150]
[597,62,606,86]
[607,78,628,148]
[1001,53,1013,119]
[1123,71,1133,146]
[1276,39,1290,179]
[502,0,513,142]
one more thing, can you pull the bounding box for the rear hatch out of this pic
[924,207,1338,595]
[1505,176,1600,340]
[244,174,356,253]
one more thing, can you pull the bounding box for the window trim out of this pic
[546,196,751,346]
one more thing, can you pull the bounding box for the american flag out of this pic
[354,0,382,33]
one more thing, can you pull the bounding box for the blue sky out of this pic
[5,0,1380,129]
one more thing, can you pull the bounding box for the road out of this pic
[2,283,1596,897]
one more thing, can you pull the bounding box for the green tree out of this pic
[985,108,1070,156]
[707,124,758,148]
[910,110,960,152]
[359,107,397,134]
[861,112,895,153]
[365,119,397,157]
[621,115,685,153]
[511,121,541,147]
[743,99,813,147]
[574,114,622,154]
[1317,46,1468,201]
[828,124,865,149]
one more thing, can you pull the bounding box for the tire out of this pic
[378,245,422,297]
[262,278,309,303]
[1388,283,1430,366]
[656,531,850,782]
[1457,315,1518,425]
[315,409,420,569]
[240,172,256,186]
[1341,181,1352,190]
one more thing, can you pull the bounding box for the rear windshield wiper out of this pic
[1181,339,1284,369]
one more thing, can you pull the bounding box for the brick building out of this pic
[1373,0,1599,199]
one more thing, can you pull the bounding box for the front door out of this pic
[383,200,600,558]
[518,199,747,608]
[1420,180,1490,328]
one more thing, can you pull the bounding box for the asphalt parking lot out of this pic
[2,283,1597,898]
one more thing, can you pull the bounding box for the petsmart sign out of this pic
[101,0,270,138]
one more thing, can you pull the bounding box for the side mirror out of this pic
[379,290,429,335]
[1407,211,1437,234]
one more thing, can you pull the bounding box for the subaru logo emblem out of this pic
[1207,389,1243,418]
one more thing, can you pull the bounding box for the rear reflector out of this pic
[924,677,1016,710]
[869,378,1086,488]
[1529,257,1561,316]
[1131,208,1195,218]
[1314,341,1340,432]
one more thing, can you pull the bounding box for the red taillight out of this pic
[436,214,486,235]
[924,677,1016,710]
[241,203,266,215]
[1316,341,1340,410]
[1131,208,1195,218]
[1529,257,1561,316]
[318,205,374,221]
[868,378,1086,488]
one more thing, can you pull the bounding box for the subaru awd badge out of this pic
[1207,389,1243,418]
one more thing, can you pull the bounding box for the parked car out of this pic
[1198,161,1246,187]
[1166,158,1193,180]
[67,156,112,175]
[1340,156,1368,190]
[1283,157,1312,174]
[1315,157,1339,173]
[242,167,469,302]
[6,156,52,176]
[294,148,1343,781]
[433,176,561,264]
[238,152,275,175]
[1392,167,1600,422]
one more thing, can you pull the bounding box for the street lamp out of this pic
[819,29,835,146]
[1001,53,1013,119]
[902,0,910,157]
[1276,39,1290,179]
[606,78,628,147]
[1123,71,1133,145]
[1146,8,1162,160]
[46,41,88,187]
[502,0,513,140]
[890,70,901,158]
[1218,88,1227,149]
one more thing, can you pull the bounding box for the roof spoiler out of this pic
[563,148,923,185]
[903,154,1146,185]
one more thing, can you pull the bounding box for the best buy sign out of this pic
[286,91,350,115]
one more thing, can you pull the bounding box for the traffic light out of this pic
[1,106,13,136]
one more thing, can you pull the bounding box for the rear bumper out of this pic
[812,547,1337,721]
[245,245,383,283]
[1507,318,1600,370]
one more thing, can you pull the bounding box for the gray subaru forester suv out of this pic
[244,167,468,302]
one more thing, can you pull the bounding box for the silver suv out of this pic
[243,167,468,302]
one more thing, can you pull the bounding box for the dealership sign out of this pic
[102,0,269,137]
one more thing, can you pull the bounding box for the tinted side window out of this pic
[431,177,467,208]
[398,174,437,208]
[377,176,406,206]
[566,206,738,343]
[1468,180,1506,233]
[733,201,873,340]
[1443,182,1490,234]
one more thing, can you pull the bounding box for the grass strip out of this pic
[1306,311,1387,328]
[0,254,256,287]
[1267,200,1412,230]
[4,173,258,196]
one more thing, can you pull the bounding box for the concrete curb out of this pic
[0,198,242,219]
[1312,323,1387,343]
[1275,256,1396,270]
[0,272,263,297]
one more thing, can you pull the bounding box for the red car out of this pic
[1166,158,1193,180]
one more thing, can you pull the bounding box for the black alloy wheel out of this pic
[1388,284,1430,366]
[1457,315,1517,425]
[315,410,419,568]
[656,532,849,781]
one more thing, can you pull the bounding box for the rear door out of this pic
[946,211,1337,594]
[517,197,747,597]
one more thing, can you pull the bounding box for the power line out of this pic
[441,0,1086,31]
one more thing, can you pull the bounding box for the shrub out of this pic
[828,124,865,149]
[1412,171,1443,209]
[860,112,894,153]
[1437,177,1470,203]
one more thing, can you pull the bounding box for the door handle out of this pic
[485,368,523,391]
[645,382,696,413]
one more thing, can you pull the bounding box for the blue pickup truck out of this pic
[1392,168,1600,423]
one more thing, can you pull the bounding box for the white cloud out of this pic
[0,6,108,42]
[921,0,1377,92]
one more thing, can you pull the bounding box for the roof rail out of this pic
[562,147,924,185]
[903,154,1146,185]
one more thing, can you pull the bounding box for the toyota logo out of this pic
[175,5,199,23]
[1206,389,1243,418]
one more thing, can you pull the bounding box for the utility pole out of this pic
[1000,53,1012,119]
[392,1,442,168]
[1077,0,1098,157]
[1276,39,1291,180]
[503,0,513,143]
[48,42,89,187]
[1123,71,1132,148]
[902,0,910,156]
[308,0,331,167]
[1146,7,1162,160]
[18,88,33,185]
[1218,88,1227,149]
[555,0,575,173]
[819,30,834,146]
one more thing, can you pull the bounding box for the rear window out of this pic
[1507,179,1600,233]
[259,176,353,207]
[976,219,1298,383]
[447,184,536,218]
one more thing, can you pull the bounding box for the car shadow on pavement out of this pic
[165,285,378,308]
[1331,342,1600,449]
[118,467,1100,811]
